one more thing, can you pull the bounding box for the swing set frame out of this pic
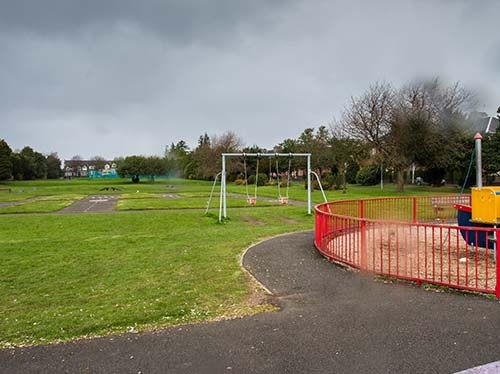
[218,153,312,222]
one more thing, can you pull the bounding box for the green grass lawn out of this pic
[0,177,460,203]
[0,200,75,214]
[0,177,465,347]
[119,192,166,199]
[116,196,280,210]
[0,208,312,347]
[225,181,460,203]
[0,194,86,214]
[40,194,86,201]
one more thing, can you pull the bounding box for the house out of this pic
[64,160,117,178]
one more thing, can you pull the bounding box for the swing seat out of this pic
[247,197,257,205]
[279,197,289,205]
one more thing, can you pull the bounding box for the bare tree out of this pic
[339,82,395,158]
[191,131,243,180]
[339,79,475,192]
[212,131,243,153]
[91,155,107,170]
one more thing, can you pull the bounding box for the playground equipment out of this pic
[243,157,259,205]
[219,153,311,222]
[275,155,292,205]
[454,133,498,252]
[205,172,222,215]
[205,153,329,222]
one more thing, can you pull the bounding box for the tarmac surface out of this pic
[0,196,44,208]
[57,195,119,214]
[2,231,500,373]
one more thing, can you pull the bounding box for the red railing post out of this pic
[315,207,320,248]
[360,200,367,270]
[413,196,417,223]
[496,228,500,299]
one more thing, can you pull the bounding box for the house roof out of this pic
[472,116,500,134]
[64,160,113,168]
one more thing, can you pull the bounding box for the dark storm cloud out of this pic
[0,0,499,160]
[0,0,290,44]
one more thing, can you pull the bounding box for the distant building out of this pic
[471,115,500,134]
[64,160,118,178]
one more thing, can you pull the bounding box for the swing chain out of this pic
[243,153,250,199]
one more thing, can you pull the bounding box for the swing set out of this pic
[205,152,327,222]
[242,154,292,206]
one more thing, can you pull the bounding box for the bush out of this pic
[355,165,379,186]
[305,173,339,190]
[346,163,360,184]
[321,173,341,190]
[422,168,446,187]
[247,173,268,186]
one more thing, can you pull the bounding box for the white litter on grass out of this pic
[459,257,467,263]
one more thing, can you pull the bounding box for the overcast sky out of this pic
[0,0,499,160]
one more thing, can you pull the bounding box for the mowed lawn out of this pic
[0,207,313,347]
[116,197,280,210]
[0,177,461,347]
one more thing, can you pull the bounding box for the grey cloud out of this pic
[0,0,499,160]
[0,0,293,46]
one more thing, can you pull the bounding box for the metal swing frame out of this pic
[219,153,312,222]
[275,155,292,205]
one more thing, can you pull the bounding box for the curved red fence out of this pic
[315,195,500,297]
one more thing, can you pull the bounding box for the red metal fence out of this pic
[315,195,500,297]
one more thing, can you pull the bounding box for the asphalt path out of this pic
[0,197,44,208]
[2,231,500,373]
[57,195,119,214]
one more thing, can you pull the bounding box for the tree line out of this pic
[0,140,62,181]
[2,78,499,189]
[160,79,500,191]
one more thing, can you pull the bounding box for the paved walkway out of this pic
[0,197,44,208]
[2,232,500,373]
[57,195,119,214]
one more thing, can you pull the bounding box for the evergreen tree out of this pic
[46,153,62,179]
[483,126,500,181]
[0,139,13,180]
[14,146,48,180]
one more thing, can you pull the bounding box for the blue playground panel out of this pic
[456,204,495,250]
[89,170,119,178]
